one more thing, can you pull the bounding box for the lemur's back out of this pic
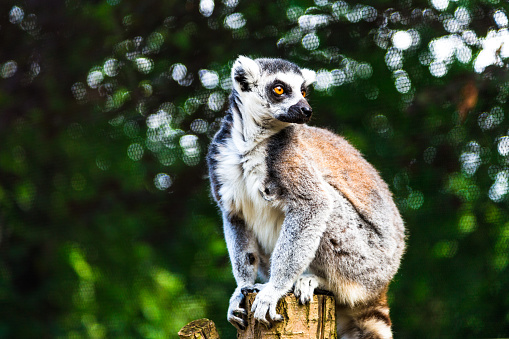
[267,124,404,236]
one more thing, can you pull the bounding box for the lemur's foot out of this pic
[294,274,320,304]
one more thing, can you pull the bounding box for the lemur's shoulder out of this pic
[267,124,396,232]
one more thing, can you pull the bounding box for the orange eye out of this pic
[301,90,306,97]
[273,86,284,95]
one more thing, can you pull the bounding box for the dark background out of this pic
[1,0,508,338]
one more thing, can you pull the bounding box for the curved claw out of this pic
[269,306,284,322]
[228,312,247,331]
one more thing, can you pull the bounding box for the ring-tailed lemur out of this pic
[206,56,405,339]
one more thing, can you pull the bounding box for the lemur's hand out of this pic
[251,282,284,327]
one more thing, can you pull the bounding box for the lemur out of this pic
[206,56,405,339]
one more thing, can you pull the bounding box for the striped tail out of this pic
[336,290,393,339]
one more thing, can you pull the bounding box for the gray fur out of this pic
[206,56,405,337]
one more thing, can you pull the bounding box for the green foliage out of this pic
[1,0,509,338]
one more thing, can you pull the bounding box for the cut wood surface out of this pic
[238,292,336,339]
[178,318,220,339]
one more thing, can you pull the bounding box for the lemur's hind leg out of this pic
[293,273,328,304]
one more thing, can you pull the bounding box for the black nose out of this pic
[301,106,312,118]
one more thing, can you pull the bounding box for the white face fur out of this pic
[231,56,316,126]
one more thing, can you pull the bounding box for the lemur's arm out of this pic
[222,213,259,330]
[251,176,333,326]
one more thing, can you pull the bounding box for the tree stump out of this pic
[177,292,337,338]
[178,318,220,339]
[238,292,337,339]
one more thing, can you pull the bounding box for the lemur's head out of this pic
[231,56,316,124]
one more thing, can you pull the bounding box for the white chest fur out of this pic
[216,138,284,254]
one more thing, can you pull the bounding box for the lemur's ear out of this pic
[232,56,260,92]
[301,68,316,87]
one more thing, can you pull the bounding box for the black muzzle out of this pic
[276,99,313,124]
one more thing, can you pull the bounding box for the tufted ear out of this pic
[301,68,316,87]
[231,55,260,92]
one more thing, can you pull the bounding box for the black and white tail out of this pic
[336,291,393,339]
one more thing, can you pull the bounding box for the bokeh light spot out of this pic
[157,151,176,167]
[392,31,412,50]
[299,15,329,31]
[314,69,333,91]
[462,30,478,45]
[356,63,372,79]
[190,119,208,134]
[154,173,172,190]
[489,170,509,202]
[407,190,424,210]
[455,7,471,26]
[103,59,118,77]
[385,48,403,70]
[1,60,18,78]
[15,180,36,211]
[497,136,509,156]
[96,157,111,171]
[9,6,24,24]
[362,6,378,22]
[431,0,449,11]
[207,92,225,111]
[429,61,447,77]
[136,57,154,74]
[71,173,86,191]
[286,6,304,23]
[478,106,504,130]
[147,32,164,52]
[331,69,345,86]
[71,82,87,103]
[302,33,320,50]
[424,146,437,164]
[223,0,239,8]
[199,0,214,17]
[459,213,477,234]
[180,135,200,166]
[127,143,144,161]
[171,63,187,81]
[87,69,104,88]
[198,69,219,89]
[332,1,349,19]
[460,141,481,176]
[346,4,364,23]
[433,240,458,258]
[224,13,246,30]
[494,10,508,28]
[394,70,412,93]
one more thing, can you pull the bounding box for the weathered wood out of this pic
[238,292,337,339]
[178,318,220,339]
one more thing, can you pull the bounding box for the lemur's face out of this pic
[231,56,316,125]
